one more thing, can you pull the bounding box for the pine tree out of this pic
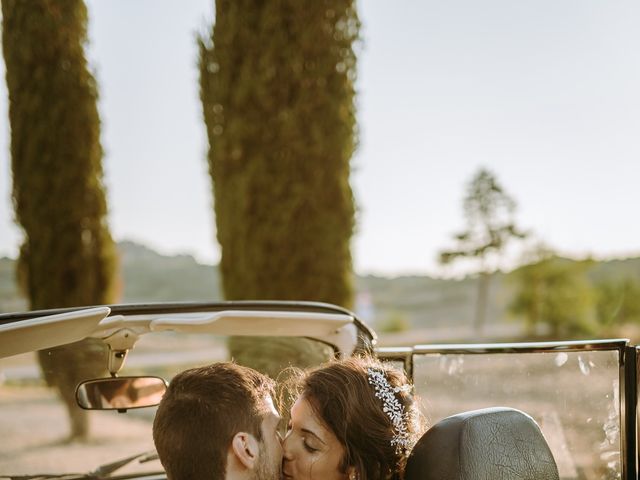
[199,0,358,377]
[2,0,118,440]
[440,168,526,336]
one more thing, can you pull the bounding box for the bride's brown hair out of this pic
[286,355,426,480]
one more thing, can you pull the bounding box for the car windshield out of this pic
[414,346,623,479]
[379,339,633,480]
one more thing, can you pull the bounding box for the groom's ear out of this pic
[231,432,260,469]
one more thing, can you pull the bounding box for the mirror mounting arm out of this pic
[102,328,139,376]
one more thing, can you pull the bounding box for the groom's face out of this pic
[254,395,283,480]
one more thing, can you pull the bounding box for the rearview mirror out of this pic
[76,376,167,411]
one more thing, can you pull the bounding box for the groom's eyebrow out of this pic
[302,428,326,445]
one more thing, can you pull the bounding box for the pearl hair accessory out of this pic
[367,368,413,456]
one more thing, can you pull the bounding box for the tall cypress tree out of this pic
[2,0,117,440]
[199,0,358,376]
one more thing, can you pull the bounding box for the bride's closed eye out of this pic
[302,438,319,453]
[286,421,320,453]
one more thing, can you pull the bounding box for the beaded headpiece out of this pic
[367,368,413,456]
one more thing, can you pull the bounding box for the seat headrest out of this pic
[405,407,559,480]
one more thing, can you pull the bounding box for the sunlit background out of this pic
[2,0,639,276]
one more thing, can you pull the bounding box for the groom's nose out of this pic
[281,433,294,460]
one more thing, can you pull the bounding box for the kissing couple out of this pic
[152,355,426,480]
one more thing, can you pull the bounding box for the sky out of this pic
[1,0,640,277]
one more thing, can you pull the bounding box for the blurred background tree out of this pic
[595,277,640,334]
[509,246,596,337]
[2,0,118,440]
[439,168,526,336]
[377,311,410,334]
[199,0,359,377]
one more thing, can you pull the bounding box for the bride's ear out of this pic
[347,466,358,480]
[231,432,259,469]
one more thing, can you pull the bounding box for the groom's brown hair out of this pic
[153,362,274,480]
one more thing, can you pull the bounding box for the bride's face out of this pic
[282,396,350,480]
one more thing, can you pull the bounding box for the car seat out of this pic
[405,407,560,480]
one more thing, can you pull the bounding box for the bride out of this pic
[281,356,426,480]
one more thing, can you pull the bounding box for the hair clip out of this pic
[367,368,413,456]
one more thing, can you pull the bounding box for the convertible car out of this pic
[0,301,636,479]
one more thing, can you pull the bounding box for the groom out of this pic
[153,362,283,480]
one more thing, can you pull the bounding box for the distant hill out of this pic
[0,241,222,313]
[117,241,222,303]
[356,272,507,330]
[0,241,496,326]
[2,241,640,342]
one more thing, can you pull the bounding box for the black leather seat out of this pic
[405,407,559,480]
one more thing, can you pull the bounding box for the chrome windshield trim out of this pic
[622,346,637,480]
[411,339,629,354]
[376,347,413,356]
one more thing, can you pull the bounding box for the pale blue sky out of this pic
[1,0,640,276]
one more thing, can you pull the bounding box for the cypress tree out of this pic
[2,0,117,440]
[199,0,358,376]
